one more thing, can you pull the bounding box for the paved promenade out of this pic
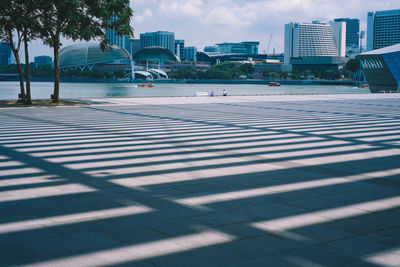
[0,94,400,266]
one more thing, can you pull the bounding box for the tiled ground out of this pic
[0,95,400,266]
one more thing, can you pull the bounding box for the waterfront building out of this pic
[357,43,400,93]
[0,43,11,65]
[59,43,131,73]
[267,53,284,63]
[197,52,268,65]
[334,18,360,48]
[204,46,218,53]
[184,47,197,62]
[174,40,185,60]
[34,56,52,66]
[140,31,175,54]
[133,47,179,80]
[284,21,346,70]
[367,9,400,51]
[215,42,259,55]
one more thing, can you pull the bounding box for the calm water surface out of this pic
[0,81,369,100]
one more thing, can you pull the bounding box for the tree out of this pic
[36,0,133,102]
[0,0,40,104]
[22,0,41,104]
[0,1,27,103]
[343,59,361,74]
[239,63,254,75]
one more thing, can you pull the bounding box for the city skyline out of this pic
[21,0,400,59]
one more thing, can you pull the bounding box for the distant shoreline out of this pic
[1,78,358,86]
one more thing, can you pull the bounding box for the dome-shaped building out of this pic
[60,43,131,72]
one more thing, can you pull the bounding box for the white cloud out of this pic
[158,0,203,17]
[29,0,400,58]
[135,9,153,23]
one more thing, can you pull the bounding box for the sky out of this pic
[28,0,399,59]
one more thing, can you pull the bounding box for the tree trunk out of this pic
[23,31,32,104]
[8,31,26,104]
[14,53,26,104]
[52,40,60,103]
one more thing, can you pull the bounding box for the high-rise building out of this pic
[284,21,346,65]
[105,17,130,53]
[174,40,185,60]
[129,39,141,57]
[106,29,130,52]
[367,9,400,51]
[184,47,197,61]
[0,43,11,65]
[34,56,52,66]
[334,18,360,48]
[140,31,175,53]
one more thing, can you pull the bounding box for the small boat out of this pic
[138,83,155,88]
[268,82,281,87]
[358,84,369,89]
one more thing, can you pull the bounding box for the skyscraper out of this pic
[334,18,360,48]
[140,31,175,53]
[105,16,131,53]
[0,43,11,65]
[106,29,130,52]
[367,9,400,51]
[174,40,185,60]
[284,21,346,64]
[129,39,141,57]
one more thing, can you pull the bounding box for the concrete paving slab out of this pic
[0,95,400,266]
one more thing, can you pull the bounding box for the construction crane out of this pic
[267,33,273,56]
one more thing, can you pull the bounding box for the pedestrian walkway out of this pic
[0,95,400,266]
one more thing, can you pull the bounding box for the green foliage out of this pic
[30,65,53,78]
[31,0,134,102]
[343,59,361,73]
[172,62,255,80]
[36,0,133,48]
[0,64,19,73]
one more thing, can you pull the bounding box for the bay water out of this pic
[0,81,369,100]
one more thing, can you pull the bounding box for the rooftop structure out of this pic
[367,9,400,51]
[197,51,268,65]
[132,47,179,80]
[59,43,131,72]
[133,46,179,63]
